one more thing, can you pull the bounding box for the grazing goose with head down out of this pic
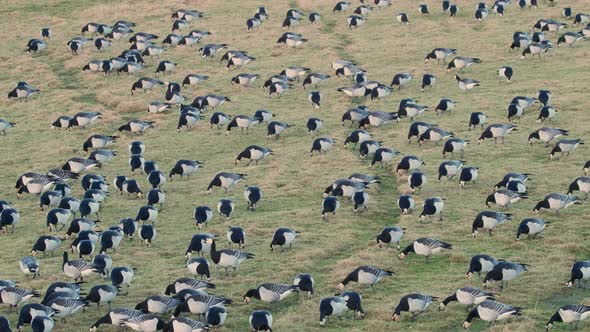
[463,300,523,329]
[399,238,452,263]
[533,193,581,215]
[244,283,298,303]
[439,287,495,311]
[392,294,438,321]
[337,266,394,291]
[546,304,590,331]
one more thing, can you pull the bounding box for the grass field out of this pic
[1,0,590,331]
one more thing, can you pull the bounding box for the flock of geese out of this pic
[2,0,590,331]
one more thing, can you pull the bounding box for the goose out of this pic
[399,238,452,263]
[337,266,393,290]
[278,33,308,47]
[463,300,523,329]
[549,139,584,159]
[82,134,117,153]
[84,285,118,309]
[118,120,154,134]
[347,15,366,28]
[72,238,95,259]
[397,13,409,24]
[438,160,463,182]
[120,313,166,331]
[377,227,404,249]
[303,73,330,89]
[250,310,273,332]
[39,191,62,210]
[79,198,100,220]
[93,254,112,277]
[568,177,590,199]
[266,121,292,139]
[566,261,590,288]
[342,106,369,127]
[348,173,380,184]
[533,193,581,215]
[231,73,258,87]
[131,78,164,95]
[294,274,315,298]
[225,115,259,134]
[244,283,298,303]
[31,235,62,257]
[435,98,455,115]
[270,227,298,251]
[419,4,430,15]
[418,127,454,146]
[236,146,272,166]
[390,73,412,89]
[510,96,537,111]
[171,292,230,318]
[0,286,40,310]
[123,179,143,198]
[89,149,117,163]
[193,206,213,229]
[311,137,335,156]
[0,208,20,233]
[64,218,98,238]
[207,172,246,194]
[528,128,568,146]
[0,119,15,135]
[424,48,457,63]
[16,303,56,331]
[138,224,156,246]
[469,112,487,130]
[309,12,322,23]
[483,261,528,289]
[408,172,427,192]
[537,105,558,122]
[521,42,552,59]
[99,229,123,253]
[135,295,181,314]
[168,160,202,181]
[319,297,348,326]
[198,44,227,58]
[111,266,135,290]
[407,122,434,143]
[322,196,340,221]
[443,138,468,158]
[306,117,323,135]
[344,129,371,149]
[486,190,527,208]
[119,62,143,74]
[478,124,517,144]
[419,197,444,222]
[516,218,548,240]
[164,278,215,297]
[25,39,47,54]
[398,195,415,214]
[506,103,524,122]
[182,74,208,87]
[18,256,40,278]
[455,75,480,93]
[392,294,438,321]
[206,238,255,275]
[542,20,567,33]
[475,8,488,21]
[206,306,227,328]
[494,172,530,190]
[370,84,393,100]
[241,186,262,211]
[439,287,495,311]
[546,304,590,331]
[359,140,381,158]
[370,148,399,168]
[283,15,300,29]
[447,57,481,72]
[89,308,143,332]
[472,211,512,237]
[497,66,513,83]
[333,1,350,13]
[41,27,51,39]
[210,112,231,129]
[217,199,234,220]
[337,84,369,99]
[187,257,210,280]
[460,167,479,187]
[399,102,429,121]
[246,17,262,30]
[226,53,256,69]
[573,13,590,26]
[323,179,368,199]
[185,234,216,258]
[31,315,54,332]
[375,0,392,8]
[147,171,166,189]
[62,251,101,281]
[61,158,101,174]
[449,4,459,16]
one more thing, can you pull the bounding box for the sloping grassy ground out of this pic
[0,0,589,331]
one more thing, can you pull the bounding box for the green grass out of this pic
[0,0,590,331]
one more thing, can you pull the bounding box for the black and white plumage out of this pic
[206,306,227,327]
[227,226,245,248]
[26,39,47,54]
[136,205,158,224]
[120,313,166,331]
[31,235,62,257]
[521,42,552,59]
[370,148,399,168]
[529,127,568,146]
[0,119,15,135]
[419,197,445,222]
[89,308,143,332]
[16,303,56,331]
[494,172,530,190]
[186,257,210,280]
[408,172,427,192]
[225,115,259,134]
[337,266,393,290]
[498,66,513,82]
[39,191,62,210]
[376,226,404,249]
[266,121,292,140]
[31,315,53,332]
[79,198,100,220]
[538,105,558,122]
[469,112,487,130]
[250,310,273,332]
[0,208,21,233]
[459,167,479,187]
[439,287,495,311]
[139,224,156,246]
[243,283,298,303]
[392,294,438,321]
[321,196,339,221]
[0,286,40,308]
[390,73,412,89]
[207,238,255,275]
[319,297,348,326]
[185,234,216,258]
[311,137,335,156]
[231,73,258,86]
[398,194,415,214]
[447,57,481,72]
[16,178,57,198]
[546,304,590,331]
[557,32,584,47]
[418,127,454,146]
[47,208,73,231]
[486,189,527,208]
[483,261,528,289]
[455,75,480,93]
[434,98,455,115]
[99,229,123,253]
[111,266,135,290]
[194,206,213,229]
[424,48,457,63]
[135,295,181,314]
[397,13,409,24]
[182,74,208,87]
[169,160,202,180]
[294,274,315,298]
[130,77,163,95]
[207,172,246,194]
[516,218,548,240]
[478,124,517,144]
[118,120,154,134]
[217,199,234,220]
[533,193,581,215]
[235,145,272,166]
[359,111,399,128]
[568,176,590,199]
[438,160,463,182]
[463,300,523,328]
[399,238,452,263]
[270,227,298,251]
[407,121,433,144]
[62,252,101,281]
[566,260,590,288]
[306,117,323,135]
[549,139,584,159]
[472,211,512,237]
[475,8,488,21]
[84,284,118,309]
[19,256,40,278]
